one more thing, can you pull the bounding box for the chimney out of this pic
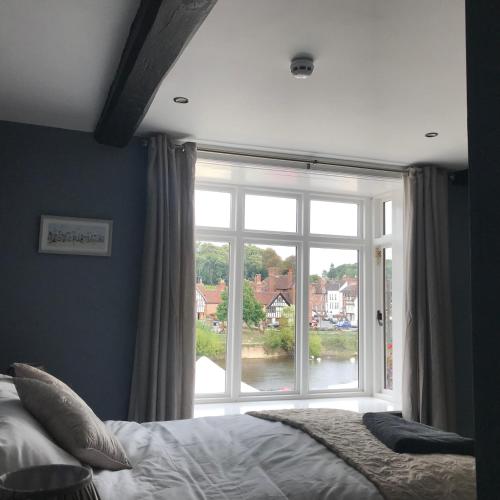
[255,274,262,291]
[268,267,279,292]
[217,279,225,291]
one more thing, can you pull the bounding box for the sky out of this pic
[195,189,360,275]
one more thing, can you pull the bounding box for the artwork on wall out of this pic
[39,215,113,256]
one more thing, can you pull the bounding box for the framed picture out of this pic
[39,215,113,257]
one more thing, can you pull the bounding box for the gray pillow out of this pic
[13,363,83,400]
[14,377,131,471]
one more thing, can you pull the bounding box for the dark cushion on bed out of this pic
[362,412,475,456]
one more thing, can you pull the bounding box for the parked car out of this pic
[336,320,352,329]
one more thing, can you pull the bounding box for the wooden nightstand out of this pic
[0,465,100,500]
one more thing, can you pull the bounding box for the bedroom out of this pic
[0,0,497,499]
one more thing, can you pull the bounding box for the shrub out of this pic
[309,333,322,358]
[196,322,225,358]
[263,327,322,358]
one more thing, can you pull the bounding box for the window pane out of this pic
[195,190,231,228]
[195,241,230,395]
[383,201,392,235]
[245,195,297,232]
[310,200,358,236]
[241,244,297,392]
[384,247,393,390]
[308,248,359,390]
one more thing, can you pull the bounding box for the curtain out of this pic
[402,166,455,431]
[128,135,197,422]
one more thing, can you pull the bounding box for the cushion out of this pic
[12,363,85,404]
[362,412,475,456]
[0,374,80,474]
[14,376,131,471]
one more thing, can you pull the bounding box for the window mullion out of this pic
[229,188,245,399]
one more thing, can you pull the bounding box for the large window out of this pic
[194,181,372,401]
[194,167,403,403]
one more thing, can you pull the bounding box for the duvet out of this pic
[93,414,383,500]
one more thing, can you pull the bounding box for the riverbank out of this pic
[196,321,358,360]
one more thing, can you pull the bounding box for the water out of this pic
[240,356,358,392]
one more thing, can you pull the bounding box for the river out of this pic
[239,356,358,392]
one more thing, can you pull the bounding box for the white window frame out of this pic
[195,179,380,403]
[372,191,404,404]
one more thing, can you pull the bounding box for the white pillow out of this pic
[0,374,80,474]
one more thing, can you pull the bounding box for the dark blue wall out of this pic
[0,121,146,420]
[448,176,474,437]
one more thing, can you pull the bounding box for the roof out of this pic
[255,291,292,308]
[196,284,224,304]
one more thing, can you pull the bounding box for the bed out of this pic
[0,372,476,500]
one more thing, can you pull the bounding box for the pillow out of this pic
[14,377,131,471]
[12,363,85,403]
[0,375,80,474]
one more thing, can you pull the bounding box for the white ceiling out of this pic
[141,0,467,169]
[0,0,139,132]
[0,0,467,169]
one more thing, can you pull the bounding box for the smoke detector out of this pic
[290,56,314,79]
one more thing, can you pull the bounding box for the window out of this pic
[310,200,358,236]
[195,190,231,228]
[383,248,393,390]
[244,194,297,232]
[194,176,402,402]
[195,240,230,394]
[374,196,398,395]
[309,248,359,391]
[241,244,297,392]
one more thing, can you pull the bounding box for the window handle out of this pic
[376,310,384,327]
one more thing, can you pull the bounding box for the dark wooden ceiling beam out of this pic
[95,0,217,147]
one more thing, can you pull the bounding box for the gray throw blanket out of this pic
[247,409,476,500]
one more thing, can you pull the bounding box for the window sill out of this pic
[194,396,400,418]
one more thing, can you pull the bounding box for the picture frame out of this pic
[39,215,113,257]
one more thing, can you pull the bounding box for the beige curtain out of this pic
[128,136,196,422]
[403,166,455,431]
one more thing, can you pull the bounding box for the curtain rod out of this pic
[141,138,406,175]
[195,146,406,175]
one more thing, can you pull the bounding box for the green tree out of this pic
[217,280,265,328]
[244,245,266,279]
[242,280,266,327]
[216,289,228,322]
[326,263,358,280]
[196,242,229,285]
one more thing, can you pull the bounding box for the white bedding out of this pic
[94,415,383,500]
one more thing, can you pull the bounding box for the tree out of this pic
[326,263,358,280]
[244,245,266,279]
[243,280,266,327]
[262,247,282,270]
[281,255,296,275]
[216,280,265,328]
[216,289,228,322]
[196,242,229,285]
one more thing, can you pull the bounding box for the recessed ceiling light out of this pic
[425,132,439,138]
[173,96,189,104]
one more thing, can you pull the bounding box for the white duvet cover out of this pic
[94,414,382,500]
